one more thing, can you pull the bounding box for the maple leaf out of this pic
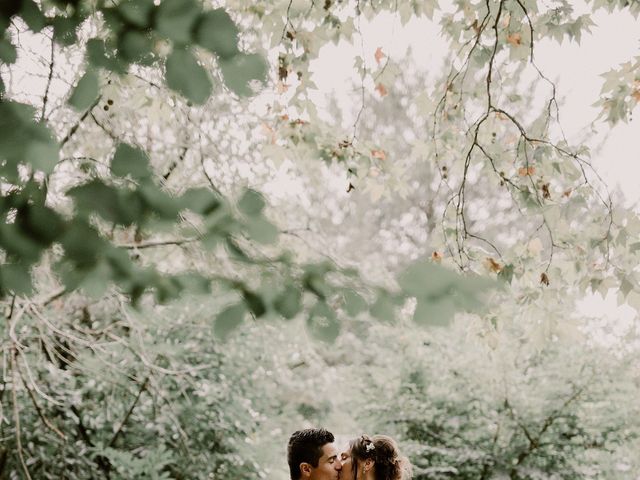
[484,257,503,273]
[375,83,388,97]
[371,149,387,161]
[518,166,536,176]
[506,32,522,46]
[374,47,385,65]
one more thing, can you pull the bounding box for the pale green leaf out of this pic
[68,71,99,111]
[165,49,212,105]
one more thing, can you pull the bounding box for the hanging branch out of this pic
[40,35,55,122]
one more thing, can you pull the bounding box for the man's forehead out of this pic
[320,443,338,459]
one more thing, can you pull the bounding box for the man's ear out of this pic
[300,462,312,478]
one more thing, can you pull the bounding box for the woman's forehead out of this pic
[339,442,351,455]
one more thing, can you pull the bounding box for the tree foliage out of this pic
[1,0,639,478]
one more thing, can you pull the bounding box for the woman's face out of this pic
[339,445,355,480]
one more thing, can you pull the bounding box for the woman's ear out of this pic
[300,463,312,478]
[363,458,374,473]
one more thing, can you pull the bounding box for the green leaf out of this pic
[369,293,395,322]
[69,180,143,225]
[52,15,80,45]
[214,303,246,340]
[138,184,180,220]
[195,8,239,59]
[238,189,265,216]
[165,48,212,105]
[302,266,330,299]
[397,259,459,298]
[245,216,278,244]
[111,143,151,180]
[174,273,211,294]
[0,223,43,263]
[118,0,155,28]
[78,259,112,299]
[273,284,302,319]
[0,38,17,64]
[87,39,127,74]
[0,102,59,177]
[242,289,267,317]
[180,188,220,215]
[59,222,105,268]
[20,0,47,32]
[118,30,155,64]
[498,264,514,284]
[155,0,201,44]
[413,298,456,327]
[68,71,99,111]
[0,264,33,295]
[620,275,635,299]
[219,53,268,96]
[17,204,66,246]
[307,301,340,343]
[343,289,367,316]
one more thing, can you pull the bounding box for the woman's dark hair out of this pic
[349,434,411,480]
[287,428,335,480]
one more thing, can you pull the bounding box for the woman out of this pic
[339,434,412,480]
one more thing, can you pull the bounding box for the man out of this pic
[287,428,342,480]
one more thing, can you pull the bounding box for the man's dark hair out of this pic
[287,428,335,480]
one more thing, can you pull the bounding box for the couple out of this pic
[287,428,411,480]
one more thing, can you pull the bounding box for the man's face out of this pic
[305,443,342,480]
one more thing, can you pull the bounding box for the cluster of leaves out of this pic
[0,297,289,478]
[345,322,640,480]
[596,56,640,124]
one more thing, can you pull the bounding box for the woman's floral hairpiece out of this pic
[365,443,375,452]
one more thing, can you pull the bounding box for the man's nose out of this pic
[335,460,342,470]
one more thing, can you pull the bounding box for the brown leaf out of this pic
[374,47,385,65]
[540,272,550,286]
[506,32,522,46]
[563,189,572,198]
[431,251,443,263]
[518,166,536,176]
[484,257,503,273]
[541,183,551,199]
[371,149,387,161]
[375,83,388,97]
[632,89,640,102]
